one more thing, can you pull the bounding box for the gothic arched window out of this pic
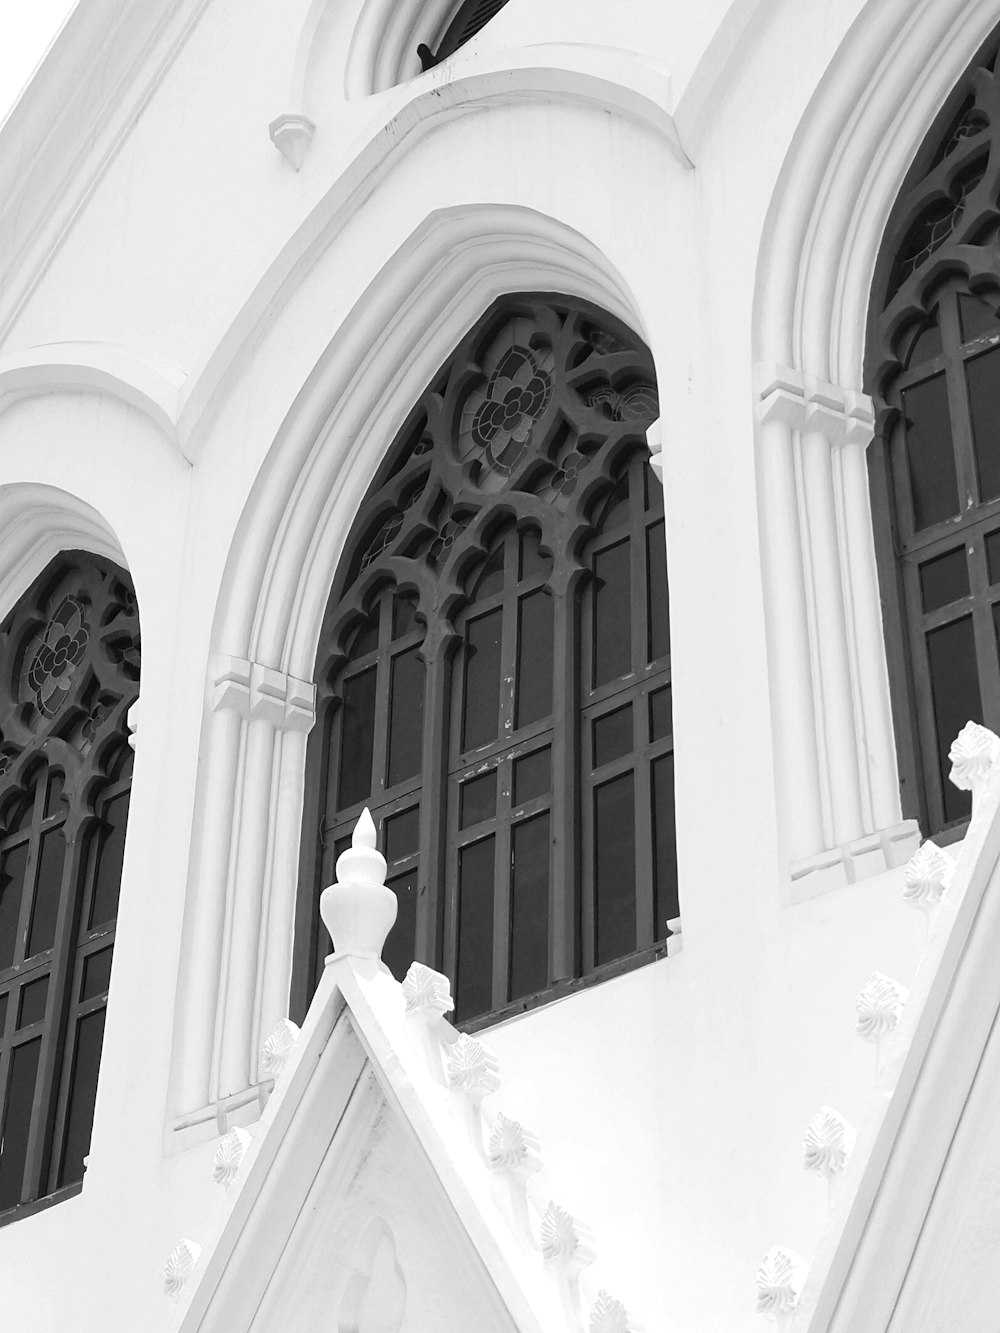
[0,553,139,1222]
[417,0,511,71]
[294,294,676,1025]
[867,33,1000,838]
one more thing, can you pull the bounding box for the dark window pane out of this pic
[89,791,129,932]
[472,545,505,600]
[647,520,669,662]
[0,1036,41,1210]
[510,814,550,1001]
[515,590,553,728]
[45,772,64,818]
[384,806,420,864]
[514,747,550,805]
[593,704,633,768]
[928,616,980,823]
[16,976,48,1029]
[27,829,64,957]
[383,870,417,983]
[81,946,114,1002]
[0,992,7,1036]
[592,540,632,687]
[350,614,379,658]
[652,754,678,937]
[987,529,1000,584]
[518,530,550,581]
[644,464,664,514]
[594,773,636,966]
[392,595,418,639]
[906,312,943,366]
[959,292,999,343]
[456,837,495,1021]
[0,843,28,973]
[920,548,969,613]
[58,1007,106,1188]
[460,770,497,828]
[650,686,672,742]
[901,375,959,529]
[967,346,1000,503]
[387,647,425,787]
[462,609,503,751]
[338,667,377,808]
[597,472,629,530]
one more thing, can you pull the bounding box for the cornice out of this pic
[0,0,212,342]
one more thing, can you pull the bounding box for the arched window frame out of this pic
[293,293,677,1027]
[0,552,139,1224]
[866,29,1000,841]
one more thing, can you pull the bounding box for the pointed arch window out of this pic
[295,294,676,1026]
[866,32,1000,838]
[417,0,511,71]
[0,553,139,1223]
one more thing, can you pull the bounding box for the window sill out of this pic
[460,940,673,1034]
[0,1181,82,1230]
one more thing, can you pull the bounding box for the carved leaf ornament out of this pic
[803,1106,855,1178]
[163,1238,201,1297]
[755,1246,807,1317]
[902,839,951,908]
[260,1017,300,1077]
[401,960,454,1015]
[445,1032,500,1096]
[487,1111,539,1171]
[855,971,908,1042]
[590,1289,631,1332]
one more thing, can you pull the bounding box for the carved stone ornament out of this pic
[590,1289,631,1332]
[902,840,953,909]
[755,1245,808,1317]
[267,112,315,170]
[487,1111,541,1173]
[539,1201,595,1271]
[212,1126,252,1188]
[445,1033,501,1098]
[948,720,1000,792]
[163,1238,201,1297]
[401,961,454,1016]
[259,1016,301,1078]
[803,1106,856,1178]
[319,807,398,960]
[855,971,908,1043]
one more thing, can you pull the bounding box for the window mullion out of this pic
[418,632,451,971]
[23,816,78,1200]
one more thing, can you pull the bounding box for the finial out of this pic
[319,809,397,962]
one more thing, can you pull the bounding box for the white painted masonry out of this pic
[0,1,996,1329]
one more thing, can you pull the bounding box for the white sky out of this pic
[0,2,79,124]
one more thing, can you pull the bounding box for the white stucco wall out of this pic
[0,0,984,1328]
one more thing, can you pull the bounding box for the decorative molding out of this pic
[948,720,1000,804]
[902,840,953,911]
[855,971,908,1043]
[164,1238,201,1298]
[790,821,921,900]
[268,113,315,171]
[755,1245,808,1319]
[446,1033,501,1099]
[212,1126,252,1189]
[401,961,454,1015]
[803,1106,856,1180]
[589,1289,631,1333]
[487,1112,541,1175]
[319,808,397,961]
[539,1201,595,1273]
[211,655,315,731]
[758,365,875,448]
[259,1017,300,1079]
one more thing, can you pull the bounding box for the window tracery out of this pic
[867,32,1000,836]
[0,553,139,1221]
[294,294,674,1025]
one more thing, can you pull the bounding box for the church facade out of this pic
[2,1,1000,1328]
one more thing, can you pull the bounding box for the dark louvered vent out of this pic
[417,0,511,70]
